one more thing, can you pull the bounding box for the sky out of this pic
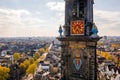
[0,0,120,37]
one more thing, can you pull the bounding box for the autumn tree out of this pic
[97,41,104,46]
[29,57,34,64]
[34,61,38,65]
[106,54,112,60]
[19,63,26,76]
[26,63,37,78]
[23,59,30,70]
[34,52,40,60]
[45,48,49,53]
[13,52,20,62]
[20,63,25,69]
[44,44,49,51]
[97,50,101,56]
[0,66,10,80]
[101,52,109,57]
[39,48,45,55]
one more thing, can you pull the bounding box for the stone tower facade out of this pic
[57,0,100,80]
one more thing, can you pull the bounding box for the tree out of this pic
[13,52,20,61]
[45,48,49,53]
[29,57,34,64]
[34,52,40,59]
[20,63,25,69]
[0,66,10,80]
[106,54,112,60]
[19,63,26,76]
[97,41,104,46]
[44,44,49,50]
[39,48,45,55]
[97,50,101,55]
[34,61,38,65]
[26,63,37,78]
[101,52,109,58]
[23,59,30,70]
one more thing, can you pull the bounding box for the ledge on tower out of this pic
[56,36,102,42]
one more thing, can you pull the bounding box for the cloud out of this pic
[0,8,47,37]
[56,12,64,25]
[0,8,30,25]
[46,1,65,25]
[94,9,120,36]
[46,2,65,12]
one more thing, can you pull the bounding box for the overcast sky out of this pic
[0,0,120,37]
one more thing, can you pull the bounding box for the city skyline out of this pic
[0,0,120,37]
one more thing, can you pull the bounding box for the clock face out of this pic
[71,20,84,35]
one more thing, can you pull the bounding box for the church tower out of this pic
[57,0,101,80]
